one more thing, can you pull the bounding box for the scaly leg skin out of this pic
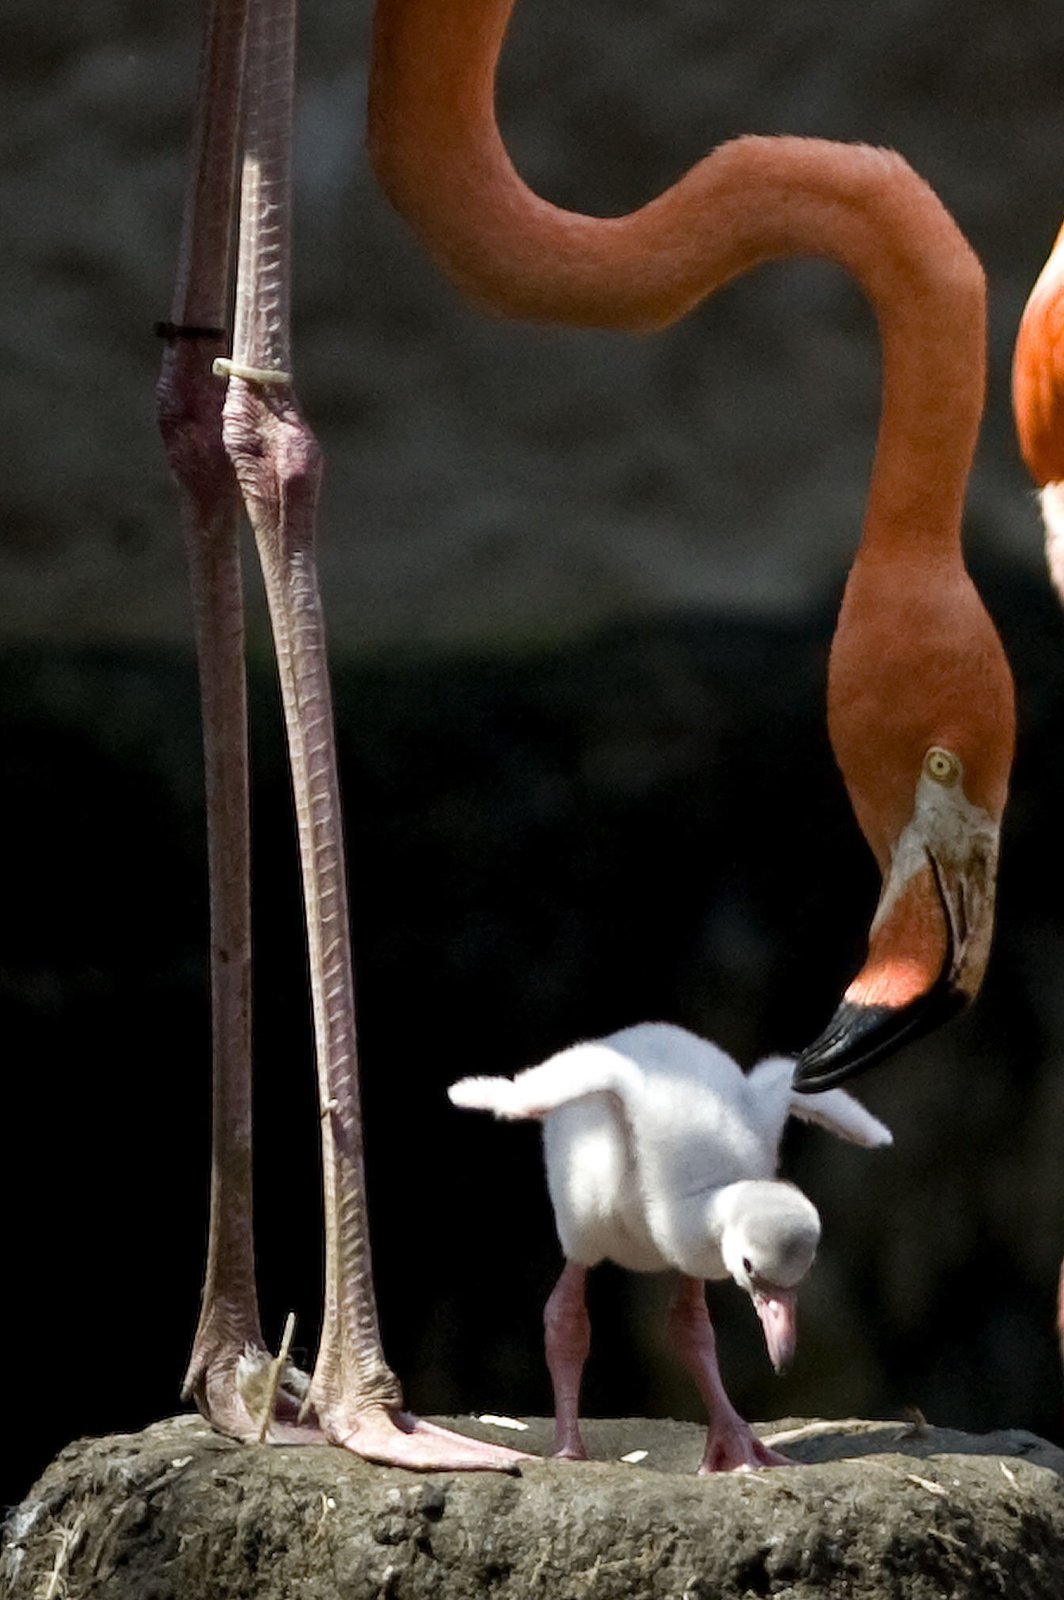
[544,1264,591,1460]
[666,1277,792,1473]
[215,0,527,1471]
[158,0,320,1444]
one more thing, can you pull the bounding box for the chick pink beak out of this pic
[754,1287,798,1374]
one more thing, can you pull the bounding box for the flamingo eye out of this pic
[742,1256,753,1274]
[924,746,960,786]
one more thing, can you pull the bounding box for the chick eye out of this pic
[742,1256,752,1274]
[924,746,961,786]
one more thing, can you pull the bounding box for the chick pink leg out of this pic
[666,1276,791,1472]
[544,1264,590,1459]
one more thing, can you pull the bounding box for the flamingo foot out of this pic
[184,1342,326,1445]
[698,1419,793,1473]
[317,1404,533,1472]
[551,1443,589,1462]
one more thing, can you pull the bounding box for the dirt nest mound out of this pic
[5,1414,1064,1599]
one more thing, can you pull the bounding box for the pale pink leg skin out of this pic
[211,0,526,1472]
[158,0,325,1444]
[666,1277,792,1472]
[159,0,525,1470]
[544,1263,591,1460]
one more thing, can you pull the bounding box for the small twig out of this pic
[313,1493,337,1543]
[257,1312,297,1443]
[212,356,292,386]
[928,1528,966,1551]
[760,1419,868,1449]
[905,1472,948,1499]
[136,1462,194,1499]
[39,1512,86,1600]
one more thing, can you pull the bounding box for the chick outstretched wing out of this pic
[450,1042,634,1122]
[747,1055,892,1148]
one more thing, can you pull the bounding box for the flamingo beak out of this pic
[753,1287,798,1374]
[792,968,965,1091]
[793,821,999,1093]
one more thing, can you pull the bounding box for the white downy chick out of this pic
[451,1022,891,1469]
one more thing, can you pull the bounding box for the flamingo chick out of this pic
[450,1022,891,1472]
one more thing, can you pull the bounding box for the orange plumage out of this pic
[370,0,1015,1086]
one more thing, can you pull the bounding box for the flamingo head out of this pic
[794,567,1015,1091]
[719,1182,821,1374]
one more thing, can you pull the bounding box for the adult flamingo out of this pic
[156,0,525,1470]
[156,0,1014,1469]
[1013,217,1064,1360]
[1013,220,1064,603]
[368,0,1016,1092]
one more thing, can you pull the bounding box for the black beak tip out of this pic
[792,1001,893,1092]
[793,987,968,1095]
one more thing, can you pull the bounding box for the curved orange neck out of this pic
[370,0,986,568]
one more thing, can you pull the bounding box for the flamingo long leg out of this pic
[207,0,526,1469]
[156,0,269,1440]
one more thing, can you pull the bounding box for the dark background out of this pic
[5,0,1064,1510]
